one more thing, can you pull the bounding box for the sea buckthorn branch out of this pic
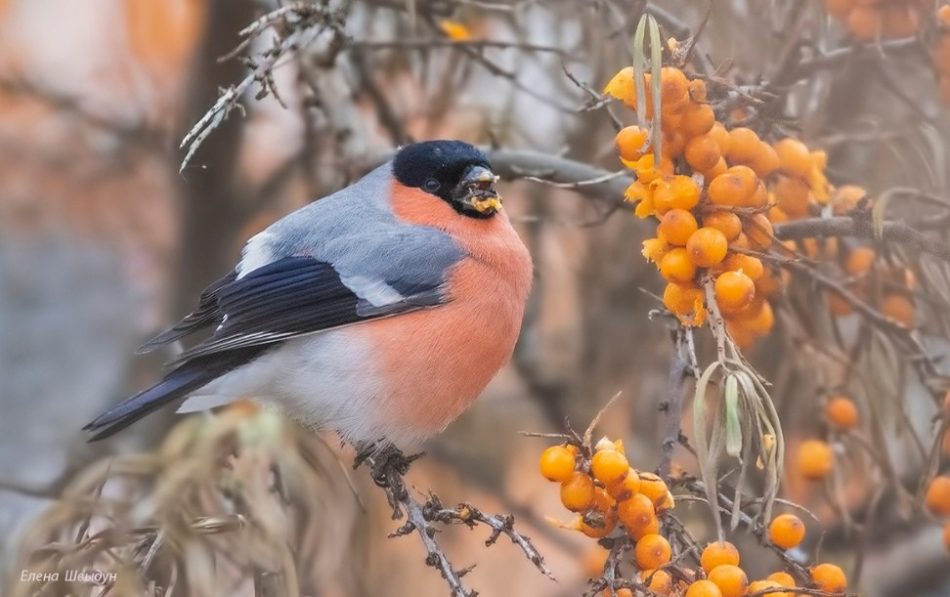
[772,215,950,264]
[355,445,554,597]
[179,2,346,173]
[422,497,555,581]
[777,257,943,388]
[537,412,855,597]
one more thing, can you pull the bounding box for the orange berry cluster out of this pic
[933,6,950,104]
[604,65,835,348]
[540,439,850,596]
[825,239,918,327]
[824,0,930,41]
[925,474,950,553]
[540,438,673,542]
[792,395,863,484]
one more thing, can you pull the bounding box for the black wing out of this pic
[85,256,448,440]
[136,270,237,354]
[168,255,446,365]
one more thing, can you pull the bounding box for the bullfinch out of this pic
[84,140,533,447]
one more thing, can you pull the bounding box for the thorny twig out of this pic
[179,3,343,173]
[356,445,554,597]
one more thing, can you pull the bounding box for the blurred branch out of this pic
[0,77,152,144]
[771,38,922,87]
[351,39,569,54]
[773,216,950,264]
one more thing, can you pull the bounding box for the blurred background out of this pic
[2,0,950,595]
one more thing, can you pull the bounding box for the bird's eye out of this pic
[423,178,441,192]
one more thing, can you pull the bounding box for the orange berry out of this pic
[708,122,731,155]
[682,102,716,137]
[796,439,834,480]
[602,589,633,597]
[773,175,812,217]
[660,67,689,105]
[700,541,740,573]
[660,248,699,283]
[825,0,856,20]
[638,472,673,510]
[832,185,866,215]
[726,127,761,164]
[708,170,755,207]
[685,580,723,597]
[688,78,708,102]
[715,271,756,311]
[663,128,687,159]
[933,36,950,75]
[606,470,642,501]
[746,180,768,209]
[767,571,796,589]
[663,282,706,326]
[754,269,782,298]
[603,67,641,109]
[827,290,854,316]
[615,125,649,161]
[742,300,775,335]
[685,134,723,172]
[881,293,915,327]
[810,563,847,592]
[579,511,616,538]
[774,138,813,180]
[633,153,671,184]
[560,471,596,511]
[848,5,882,41]
[925,475,950,516]
[881,4,918,39]
[768,514,806,550]
[939,5,950,28]
[655,175,701,212]
[749,142,780,178]
[707,564,748,597]
[724,253,764,281]
[642,238,669,264]
[943,522,950,550]
[641,569,674,594]
[659,209,700,246]
[635,533,672,569]
[668,175,701,210]
[844,247,875,276]
[825,396,859,430]
[704,211,743,242]
[745,214,774,250]
[703,157,729,181]
[539,445,576,482]
[591,448,630,484]
[632,515,661,540]
[687,227,729,268]
[617,492,656,531]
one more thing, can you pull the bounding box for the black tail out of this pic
[84,347,267,441]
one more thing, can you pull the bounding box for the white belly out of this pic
[180,328,398,444]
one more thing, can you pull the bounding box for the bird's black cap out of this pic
[392,141,494,216]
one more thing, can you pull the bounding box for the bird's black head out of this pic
[392,140,501,218]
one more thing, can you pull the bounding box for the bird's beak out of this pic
[455,165,502,216]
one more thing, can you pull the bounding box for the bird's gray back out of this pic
[236,163,464,301]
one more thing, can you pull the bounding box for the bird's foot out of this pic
[352,441,424,518]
